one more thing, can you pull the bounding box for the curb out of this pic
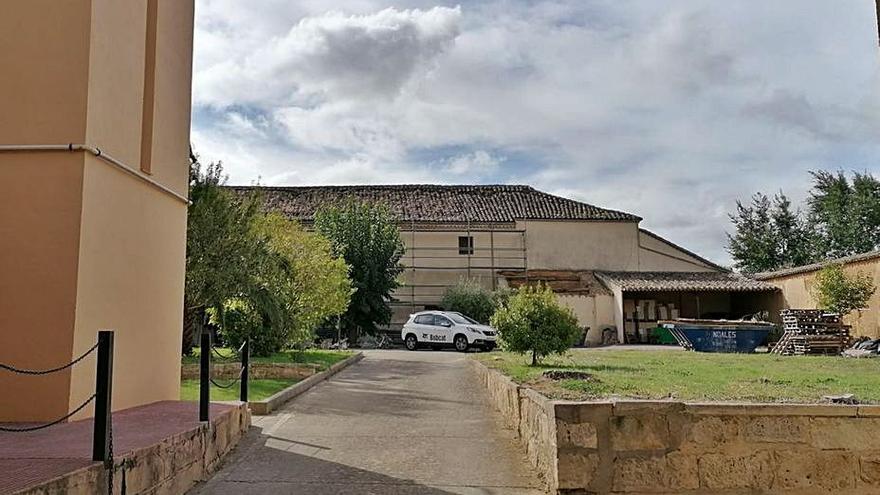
[249,352,364,415]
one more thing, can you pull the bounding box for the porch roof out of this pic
[595,271,778,292]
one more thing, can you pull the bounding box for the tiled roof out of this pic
[754,249,880,280]
[497,270,612,295]
[227,185,641,223]
[595,271,778,292]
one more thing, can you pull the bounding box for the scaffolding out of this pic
[389,221,528,327]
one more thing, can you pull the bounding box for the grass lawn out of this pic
[180,348,353,401]
[180,379,293,401]
[477,349,880,404]
[182,348,352,369]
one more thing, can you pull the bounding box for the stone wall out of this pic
[473,360,880,494]
[180,362,319,380]
[470,360,557,488]
[17,403,250,495]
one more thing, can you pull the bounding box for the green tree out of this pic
[809,171,880,258]
[217,297,288,357]
[771,193,814,268]
[187,158,351,356]
[727,191,817,273]
[442,279,496,324]
[314,200,405,341]
[254,213,352,344]
[184,160,269,353]
[727,193,781,273]
[490,284,580,366]
[813,264,876,317]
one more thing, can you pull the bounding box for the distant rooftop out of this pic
[228,184,641,224]
[596,271,778,292]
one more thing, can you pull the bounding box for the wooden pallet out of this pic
[773,310,850,356]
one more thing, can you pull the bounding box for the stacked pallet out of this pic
[771,309,851,356]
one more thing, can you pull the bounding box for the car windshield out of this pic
[448,313,478,324]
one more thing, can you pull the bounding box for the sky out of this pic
[191,0,880,266]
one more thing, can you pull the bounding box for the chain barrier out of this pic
[0,332,115,494]
[211,345,237,363]
[108,418,114,494]
[201,334,250,421]
[107,419,130,495]
[0,394,96,432]
[0,341,102,434]
[209,367,244,389]
[0,342,99,375]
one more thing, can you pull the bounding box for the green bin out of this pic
[653,326,678,345]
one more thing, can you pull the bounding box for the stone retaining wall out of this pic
[472,359,880,494]
[180,362,319,380]
[470,360,557,488]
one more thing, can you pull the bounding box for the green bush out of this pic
[490,284,580,365]
[442,279,496,323]
[215,299,289,357]
[814,264,876,317]
[491,287,514,309]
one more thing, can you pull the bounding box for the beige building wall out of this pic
[0,0,92,422]
[389,221,725,333]
[0,0,194,421]
[519,220,640,271]
[637,230,718,272]
[68,156,189,418]
[0,156,85,421]
[761,258,880,338]
[392,226,525,324]
[556,294,616,345]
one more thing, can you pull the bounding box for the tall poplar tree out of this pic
[314,200,405,341]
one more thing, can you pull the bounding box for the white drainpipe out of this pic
[0,144,189,204]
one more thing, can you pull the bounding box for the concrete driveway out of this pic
[192,350,545,494]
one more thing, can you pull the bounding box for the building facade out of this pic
[239,185,778,344]
[0,0,194,421]
[756,250,880,338]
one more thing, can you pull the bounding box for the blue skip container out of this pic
[660,319,773,353]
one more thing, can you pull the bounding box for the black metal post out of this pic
[92,330,114,465]
[239,338,249,403]
[199,330,210,421]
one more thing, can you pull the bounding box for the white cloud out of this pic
[444,150,505,176]
[194,6,461,107]
[191,1,880,264]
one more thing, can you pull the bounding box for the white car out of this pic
[401,311,498,352]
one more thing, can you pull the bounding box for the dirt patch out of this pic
[542,370,596,381]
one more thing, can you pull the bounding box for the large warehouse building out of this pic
[235,184,778,344]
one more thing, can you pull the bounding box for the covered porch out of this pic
[595,271,780,344]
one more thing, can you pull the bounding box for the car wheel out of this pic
[405,334,418,351]
[454,334,469,352]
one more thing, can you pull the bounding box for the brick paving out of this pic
[0,400,233,494]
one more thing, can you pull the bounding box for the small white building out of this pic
[237,184,778,344]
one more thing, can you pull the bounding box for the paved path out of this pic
[193,350,544,494]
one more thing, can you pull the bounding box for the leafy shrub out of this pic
[254,213,352,345]
[490,284,581,365]
[215,299,288,357]
[491,287,514,309]
[442,279,496,323]
[814,264,876,317]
